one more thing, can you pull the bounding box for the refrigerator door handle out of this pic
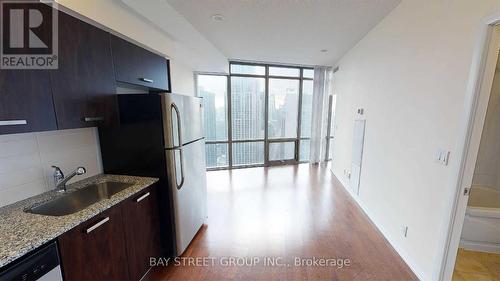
[171,103,185,190]
[176,148,185,190]
[171,103,183,148]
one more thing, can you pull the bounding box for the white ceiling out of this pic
[166,0,401,66]
[121,0,228,72]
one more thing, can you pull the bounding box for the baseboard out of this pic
[460,239,500,254]
[333,173,428,281]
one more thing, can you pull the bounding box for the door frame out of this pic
[324,95,335,161]
[439,15,500,281]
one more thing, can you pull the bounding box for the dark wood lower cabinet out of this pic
[122,185,161,280]
[58,206,129,281]
[57,184,161,281]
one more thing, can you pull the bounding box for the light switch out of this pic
[436,149,450,166]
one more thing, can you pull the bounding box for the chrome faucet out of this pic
[52,166,87,192]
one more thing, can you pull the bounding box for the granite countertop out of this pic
[0,174,159,268]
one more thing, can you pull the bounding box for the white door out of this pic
[443,25,500,281]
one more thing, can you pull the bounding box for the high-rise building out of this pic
[198,66,314,168]
[231,77,265,165]
[199,87,228,167]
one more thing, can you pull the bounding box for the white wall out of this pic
[0,128,102,207]
[120,0,228,73]
[170,59,195,95]
[331,0,500,280]
[473,57,500,191]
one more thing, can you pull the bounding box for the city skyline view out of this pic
[198,65,314,168]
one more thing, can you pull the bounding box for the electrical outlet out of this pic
[402,226,408,238]
[343,169,351,179]
[436,149,450,166]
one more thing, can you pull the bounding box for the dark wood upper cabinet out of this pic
[121,184,162,280]
[0,1,56,135]
[50,11,118,130]
[0,70,57,135]
[1,7,172,135]
[58,206,130,281]
[110,35,170,91]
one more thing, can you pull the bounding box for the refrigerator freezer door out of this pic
[166,139,207,255]
[161,93,204,148]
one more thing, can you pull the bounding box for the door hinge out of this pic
[463,187,471,196]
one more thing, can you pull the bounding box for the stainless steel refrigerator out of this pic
[162,94,207,255]
[99,93,207,257]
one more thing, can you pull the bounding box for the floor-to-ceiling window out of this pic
[299,69,314,161]
[198,62,314,170]
[230,64,266,167]
[197,74,229,169]
[267,67,300,164]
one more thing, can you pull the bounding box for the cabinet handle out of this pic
[83,117,104,122]
[139,78,154,83]
[136,192,150,203]
[86,217,109,234]
[0,120,27,126]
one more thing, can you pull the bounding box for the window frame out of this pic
[197,62,315,170]
[196,73,230,170]
[267,77,301,140]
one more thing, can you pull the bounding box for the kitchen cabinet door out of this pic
[50,11,117,129]
[58,206,129,281]
[0,70,57,135]
[121,184,162,280]
[110,35,170,91]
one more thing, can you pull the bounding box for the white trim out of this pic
[194,71,229,76]
[334,174,428,281]
[467,207,500,218]
[460,240,500,254]
[194,72,199,98]
[229,59,324,69]
[439,12,500,281]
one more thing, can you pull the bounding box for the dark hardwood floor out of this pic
[148,164,418,281]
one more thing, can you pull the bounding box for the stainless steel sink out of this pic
[26,181,133,216]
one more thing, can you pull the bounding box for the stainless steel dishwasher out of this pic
[0,242,63,281]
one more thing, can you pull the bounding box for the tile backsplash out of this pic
[0,128,102,207]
